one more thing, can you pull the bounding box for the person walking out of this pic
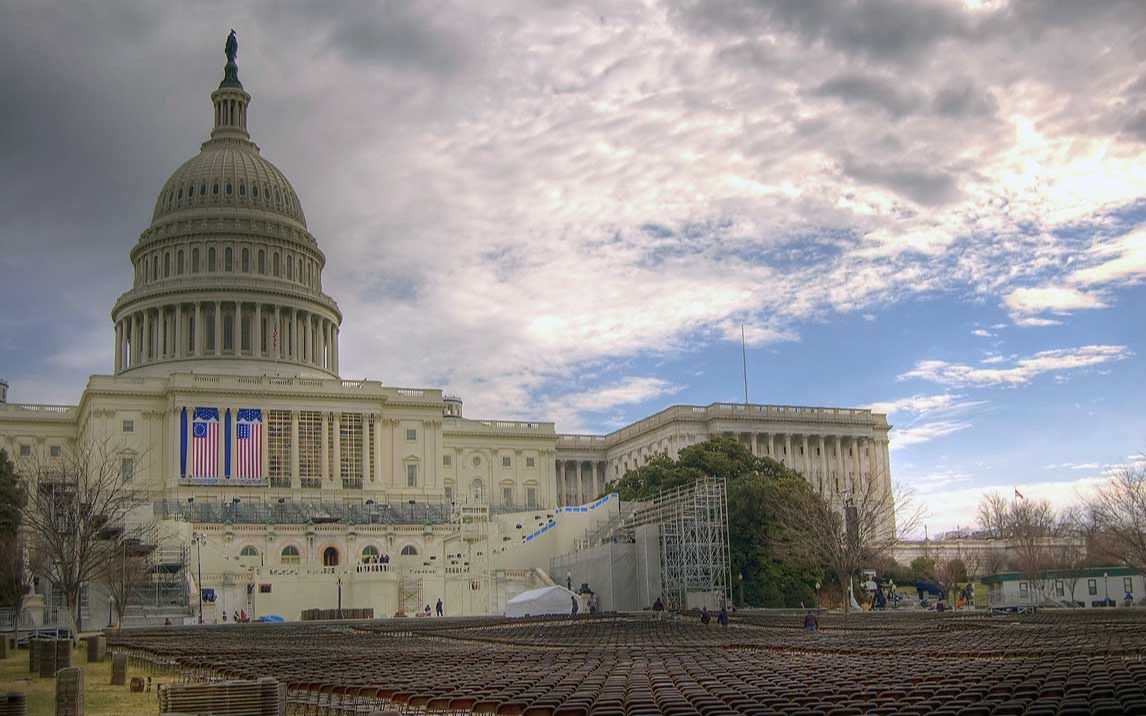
[436,598,444,617]
[717,605,729,627]
[700,606,711,625]
[571,596,579,616]
[803,610,818,633]
[652,597,665,620]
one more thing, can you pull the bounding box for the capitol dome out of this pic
[110,37,342,380]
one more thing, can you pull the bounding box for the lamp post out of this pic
[738,570,745,609]
[337,576,343,619]
[192,532,206,624]
[408,499,416,523]
[1104,571,1110,607]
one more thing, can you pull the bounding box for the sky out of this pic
[2,0,1145,535]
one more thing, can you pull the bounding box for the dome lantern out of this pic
[211,30,250,141]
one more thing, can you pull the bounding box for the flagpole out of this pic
[741,324,749,406]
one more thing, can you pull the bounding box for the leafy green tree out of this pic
[910,556,936,581]
[0,449,26,609]
[608,437,823,608]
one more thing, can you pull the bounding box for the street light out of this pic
[192,532,205,624]
[1104,571,1110,607]
[337,576,343,619]
[738,570,745,609]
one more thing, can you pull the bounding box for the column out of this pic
[361,415,371,485]
[319,320,327,370]
[174,305,182,359]
[818,435,828,494]
[750,433,758,457]
[801,435,810,478]
[556,461,565,505]
[853,438,863,494]
[835,437,846,494]
[332,412,342,484]
[332,327,339,373]
[114,321,122,372]
[233,303,241,355]
[214,301,222,356]
[261,411,271,485]
[320,412,330,482]
[290,410,300,488]
[273,306,281,358]
[372,416,383,485]
[193,303,202,356]
[767,433,774,458]
[783,434,792,467]
[254,303,262,357]
[294,311,302,361]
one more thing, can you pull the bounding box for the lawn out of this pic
[0,640,175,716]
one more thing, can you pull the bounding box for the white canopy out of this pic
[504,585,580,618]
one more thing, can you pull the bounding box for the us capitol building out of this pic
[0,38,892,622]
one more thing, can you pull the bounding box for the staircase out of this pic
[579,500,642,550]
[122,525,193,627]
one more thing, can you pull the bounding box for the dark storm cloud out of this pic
[319,3,474,73]
[810,72,923,119]
[841,156,962,207]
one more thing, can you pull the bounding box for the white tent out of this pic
[504,585,581,618]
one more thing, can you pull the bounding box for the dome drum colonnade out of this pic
[111,45,341,378]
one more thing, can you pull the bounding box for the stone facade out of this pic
[0,39,892,621]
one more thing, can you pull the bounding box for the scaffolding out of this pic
[623,477,731,610]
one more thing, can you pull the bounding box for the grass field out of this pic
[0,641,175,716]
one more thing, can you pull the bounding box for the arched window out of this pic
[239,181,246,197]
[177,187,183,201]
[152,256,159,280]
[208,247,216,272]
[240,546,259,558]
[224,247,233,271]
[212,182,219,196]
[400,545,418,557]
[257,249,266,274]
[280,545,300,564]
[470,479,484,502]
[164,252,171,277]
[297,258,303,282]
[199,182,206,197]
[361,546,379,563]
[252,184,259,199]
[177,250,185,274]
[322,547,339,567]
[272,252,280,277]
[192,248,200,273]
[241,247,250,272]
[286,255,293,280]
[225,181,233,196]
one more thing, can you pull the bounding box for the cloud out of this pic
[840,156,963,206]
[867,393,972,417]
[810,72,923,118]
[900,345,1131,387]
[970,329,994,337]
[1043,462,1103,471]
[917,474,1110,535]
[891,420,973,450]
[1003,286,1108,318]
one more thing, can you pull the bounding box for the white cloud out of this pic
[970,329,994,337]
[867,394,967,416]
[890,420,973,450]
[539,377,682,433]
[1070,228,1146,288]
[1003,285,1108,319]
[900,345,1131,387]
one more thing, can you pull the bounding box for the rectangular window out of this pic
[406,463,417,488]
[1125,577,1134,594]
[526,457,535,468]
[120,457,134,483]
[445,486,454,502]
[50,446,61,458]
[298,411,322,489]
[340,413,363,489]
[443,455,452,466]
[502,486,513,506]
[241,315,251,352]
[268,409,291,488]
[1088,579,1098,596]
[526,487,538,509]
[122,419,134,433]
[502,456,511,468]
[259,584,272,594]
[405,428,417,441]
[1055,581,1064,597]
[1019,582,1029,595]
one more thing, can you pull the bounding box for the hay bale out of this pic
[129,677,144,693]
[36,639,57,678]
[0,692,27,716]
[55,667,84,716]
[110,653,127,686]
[84,636,105,663]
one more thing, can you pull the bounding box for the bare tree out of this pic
[773,470,922,615]
[15,437,148,634]
[1083,458,1146,575]
[976,492,1060,605]
[934,556,968,608]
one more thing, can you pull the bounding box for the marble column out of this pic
[801,435,810,478]
[254,303,262,357]
[174,305,182,359]
[818,435,828,494]
[333,412,342,484]
[767,433,775,459]
[114,321,122,371]
[290,410,300,488]
[783,434,792,467]
[193,303,202,356]
[214,301,223,356]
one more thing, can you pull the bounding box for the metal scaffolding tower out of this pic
[624,476,731,610]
